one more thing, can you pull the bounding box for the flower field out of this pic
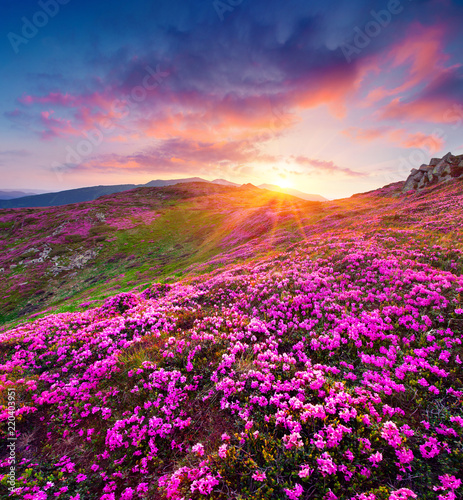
[1,179,463,499]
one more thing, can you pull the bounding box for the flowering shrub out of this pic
[1,180,463,498]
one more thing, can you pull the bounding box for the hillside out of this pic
[0,183,319,325]
[1,177,463,499]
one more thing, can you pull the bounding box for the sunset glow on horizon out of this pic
[1,0,463,199]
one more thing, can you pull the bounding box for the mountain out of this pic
[258,183,328,201]
[211,178,240,186]
[0,184,138,208]
[0,178,327,208]
[1,175,463,499]
[144,177,209,187]
[0,189,49,200]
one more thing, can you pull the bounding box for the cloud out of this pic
[0,149,31,157]
[291,156,366,177]
[377,66,463,123]
[67,136,277,175]
[344,126,444,154]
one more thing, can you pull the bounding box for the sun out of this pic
[276,178,293,189]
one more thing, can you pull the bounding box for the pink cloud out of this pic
[345,126,444,153]
[291,156,366,177]
[364,22,450,106]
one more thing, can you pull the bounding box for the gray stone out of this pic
[441,152,454,162]
[402,176,417,192]
[417,176,427,189]
[410,168,418,175]
[427,171,434,182]
[459,160,463,168]
[429,158,440,166]
[419,165,433,172]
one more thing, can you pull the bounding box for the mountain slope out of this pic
[1,177,463,499]
[0,182,318,324]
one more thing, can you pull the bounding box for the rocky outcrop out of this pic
[402,152,463,193]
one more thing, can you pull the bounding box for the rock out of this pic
[442,152,457,164]
[403,177,417,192]
[417,176,427,189]
[401,151,463,193]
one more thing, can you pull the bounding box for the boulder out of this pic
[401,151,463,193]
[402,177,417,192]
[442,152,458,164]
[419,165,433,172]
[417,176,427,189]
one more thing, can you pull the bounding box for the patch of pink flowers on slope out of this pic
[0,229,463,498]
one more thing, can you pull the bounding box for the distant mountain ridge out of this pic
[0,189,49,200]
[0,178,325,208]
[258,184,328,202]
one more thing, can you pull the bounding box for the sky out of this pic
[1,0,463,199]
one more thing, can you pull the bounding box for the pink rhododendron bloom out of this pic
[283,432,303,449]
[120,488,134,500]
[420,437,440,458]
[298,464,314,478]
[317,452,337,476]
[284,483,303,499]
[252,471,266,481]
[192,443,205,456]
[389,488,417,500]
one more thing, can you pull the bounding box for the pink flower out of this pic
[317,452,337,476]
[298,464,314,478]
[120,488,134,500]
[368,451,383,467]
[381,421,401,448]
[284,483,303,499]
[192,443,205,456]
[218,444,228,458]
[136,483,149,495]
[283,432,303,449]
[389,488,417,500]
[420,437,440,458]
[76,474,87,483]
[252,471,266,481]
[396,448,414,464]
